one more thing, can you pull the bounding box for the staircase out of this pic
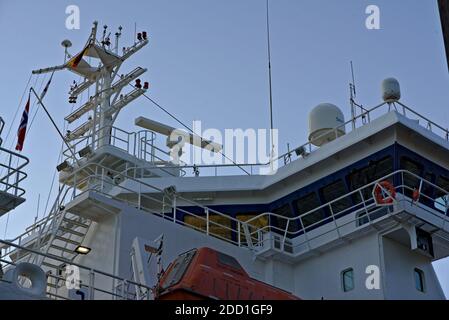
[13,185,95,290]
[39,211,92,289]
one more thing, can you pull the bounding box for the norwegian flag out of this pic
[15,94,31,152]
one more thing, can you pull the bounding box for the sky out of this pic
[0,0,448,297]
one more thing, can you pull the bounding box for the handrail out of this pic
[0,239,152,300]
[0,185,72,260]
[245,169,449,236]
[48,162,246,248]
[5,166,449,293]
[63,124,171,166]
[243,170,449,251]
[0,145,29,198]
[52,164,449,252]
[59,98,449,180]
[111,100,449,177]
[82,165,244,245]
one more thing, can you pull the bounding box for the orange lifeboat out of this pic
[155,247,300,300]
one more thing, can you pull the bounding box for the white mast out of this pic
[32,21,149,153]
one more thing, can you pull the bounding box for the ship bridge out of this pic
[107,105,449,262]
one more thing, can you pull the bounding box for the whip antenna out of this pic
[350,61,357,130]
[266,0,275,159]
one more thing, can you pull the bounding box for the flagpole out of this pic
[29,87,80,166]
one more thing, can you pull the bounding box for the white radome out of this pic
[308,103,345,146]
[382,77,401,102]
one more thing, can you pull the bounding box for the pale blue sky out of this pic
[0,0,448,296]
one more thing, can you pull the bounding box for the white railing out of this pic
[244,169,449,255]
[119,100,449,177]
[57,164,449,254]
[63,125,173,167]
[0,160,249,265]
[65,163,247,247]
[5,165,449,286]
[0,185,72,261]
[0,145,29,199]
[0,239,152,300]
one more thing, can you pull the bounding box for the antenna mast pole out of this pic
[266,0,275,159]
[350,61,357,130]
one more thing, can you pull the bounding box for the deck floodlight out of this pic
[75,245,91,255]
[78,146,92,158]
[56,160,73,172]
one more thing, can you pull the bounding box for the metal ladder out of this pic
[27,184,93,289]
[40,211,92,289]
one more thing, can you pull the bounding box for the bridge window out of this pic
[237,214,269,245]
[436,175,449,193]
[414,268,425,293]
[320,179,351,216]
[400,157,422,198]
[184,214,232,240]
[272,204,299,235]
[295,193,326,230]
[348,156,393,203]
[341,268,354,292]
[434,175,449,213]
[422,172,435,199]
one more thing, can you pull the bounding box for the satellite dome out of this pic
[308,103,345,146]
[382,78,401,102]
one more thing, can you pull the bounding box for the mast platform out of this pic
[0,117,29,216]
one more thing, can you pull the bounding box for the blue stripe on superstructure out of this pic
[174,143,449,240]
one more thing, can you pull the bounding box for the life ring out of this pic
[373,181,396,205]
[4,262,47,297]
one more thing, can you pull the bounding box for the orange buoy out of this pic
[374,181,396,205]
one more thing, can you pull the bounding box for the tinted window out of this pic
[320,180,352,215]
[272,204,298,234]
[422,172,435,198]
[348,156,393,202]
[342,268,354,292]
[184,215,233,240]
[400,157,422,198]
[414,268,425,292]
[295,193,326,229]
[434,176,449,213]
[237,214,268,245]
[435,175,449,198]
